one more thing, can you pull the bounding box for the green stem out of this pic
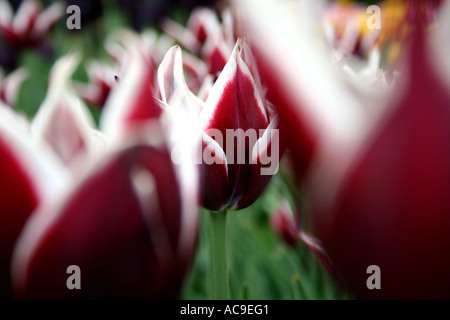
[208,210,229,300]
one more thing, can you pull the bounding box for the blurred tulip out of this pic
[236,0,450,299]
[0,0,64,50]
[73,61,118,109]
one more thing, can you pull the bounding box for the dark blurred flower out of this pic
[196,39,282,211]
[73,61,118,109]
[0,0,64,50]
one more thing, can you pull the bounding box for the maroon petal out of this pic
[12,141,190,299]
[0,128,39,299]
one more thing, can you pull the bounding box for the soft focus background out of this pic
[0,0,385,300]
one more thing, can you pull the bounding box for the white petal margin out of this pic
[0,0,13,27]
[198,39,267,128]
[251,114,280,176]
[164,102,200,266]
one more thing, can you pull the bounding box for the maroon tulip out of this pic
[197,39,282,211]
[0,0,64,50]
[314,23,450,300]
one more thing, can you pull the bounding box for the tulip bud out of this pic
[198,39,282,211]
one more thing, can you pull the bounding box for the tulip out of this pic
[0,0,64,50]
[12,132,197,299]
[197,39,282,212]
[236,0,450,299]
[161,7,234,78]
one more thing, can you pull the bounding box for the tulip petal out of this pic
[201,38,230,76]
[199,132,228,211]
[32,1,64,38]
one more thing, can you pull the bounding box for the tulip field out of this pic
[1,0,449,301]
